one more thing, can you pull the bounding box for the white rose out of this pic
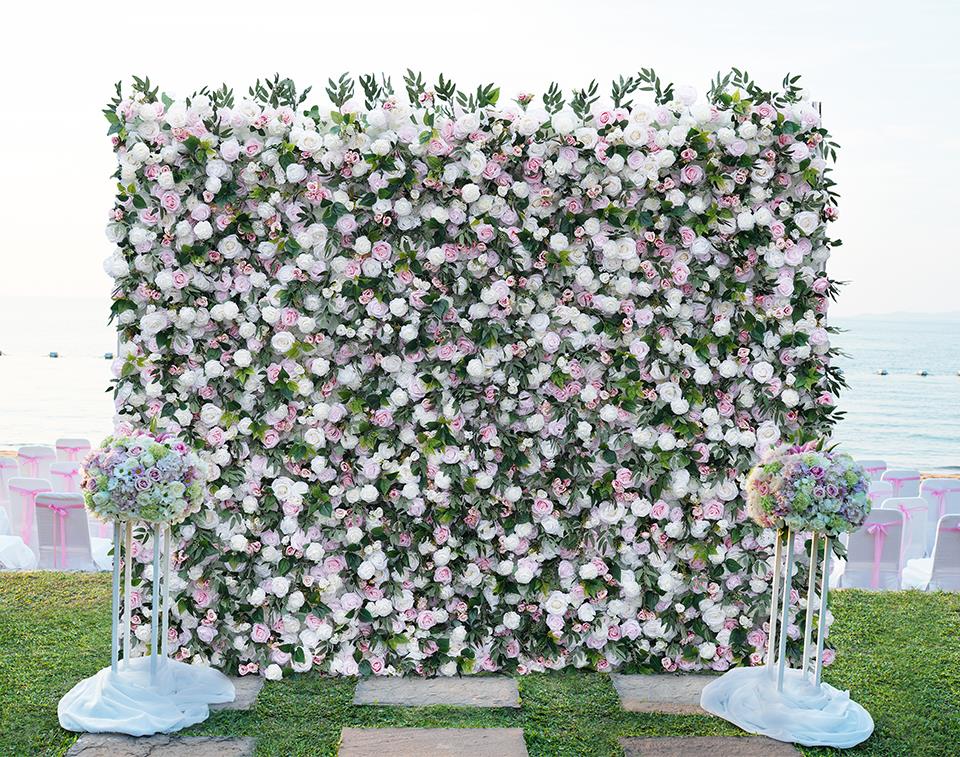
[271,331,295,353]
[752,361,774,383]
[234,349,252,368]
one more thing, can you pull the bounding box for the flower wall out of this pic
[104,71,843,678]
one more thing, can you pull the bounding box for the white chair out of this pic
[49,462,82,493]
[856,459,887,482]
[839,509,905,590]
[880,497,928,561]
[0,456,18,502]
[920,478,960,550]
[6,477,52,553]
[867,481,893,508]
[55,437,92,462]
[17,445,57,479]
[34,492,110,571]
[903,515,960,591]
[880,468,922,498]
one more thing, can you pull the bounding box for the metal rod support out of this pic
[150,523,161,685]
[123,523,133,666]
[815,537,832,686]
[766,530,783,674]
[110,521,121,674]
[802,533,819,678]
[161,525,171,659]
[777,529,795,692]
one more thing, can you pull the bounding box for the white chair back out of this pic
[856,459,887,482]
[34,492,95,570]
[6,477,52,552]
[880,468,921,498]
[17,445,57,479]
[867,481,893,508]
[880,497,928,561]
[929,515,960,591]
[49,462,82,493]
[842,509,905,590]
[920,478,960,548]
[0,456,18,503]
[55,437,92,462]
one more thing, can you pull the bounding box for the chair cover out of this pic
[880,497,927,561]
[867,481,893,508]
[49,462,82,493]
[34,492,98,570]
[55,437,92,462]
[903,515,960,591]
[0,534,37,570]
[6,477,52,553]
[920,478,960,551]
[855,459,887,482]
[840,509,904,590]
[880,468,921,498]
[0,456,18,502]
[17,445,57,479]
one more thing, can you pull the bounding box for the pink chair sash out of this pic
[8,484,50,544]
[864,465,885,475]
[57,445,90,461]
[928,487,960,520]
[51,468,81,491]
[896,503,926,522]
[886,475,920,496]
[865,521,900,589]
[36,501,85,568]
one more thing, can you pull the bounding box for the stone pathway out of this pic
[611,673,714,714]
[620,736,800,756]
[212,676,265,711]
[65,735,256,757]
[353,676,520,708]
[339,727,528,756]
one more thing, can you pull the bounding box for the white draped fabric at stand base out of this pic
[58,657,235,736]
[700,667,874,748]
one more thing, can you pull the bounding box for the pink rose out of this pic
[680,165,704,185]
[251,623,271,643]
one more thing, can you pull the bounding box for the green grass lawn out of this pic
[1,573,958,756]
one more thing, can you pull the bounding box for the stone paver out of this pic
[353,676,520,708]
[621,736,800,756]
[611,673,714,714]
[339,728,528,757]
[66,734,256,757]
[211,676,265,711]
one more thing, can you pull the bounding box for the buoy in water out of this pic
[104,352,114,360]
[916,369,928,376]
[49,351,59,358]
[876,368,888,375]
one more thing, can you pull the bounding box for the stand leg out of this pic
[110,521,121,674]
[802,533,819,679]
[776,529,795,692]
[815,537,832,686]
[766,530,783,675]
[150,523,161,686]
[161,525,171,659]
[123,523,133,667]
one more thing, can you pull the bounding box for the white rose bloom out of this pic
[271,331,295,353]
[752,361,774,383]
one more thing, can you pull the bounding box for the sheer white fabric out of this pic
[0,534,37,569]
[49,462,82,493]
[839,509,904,590]
[5,477,52,553]
[58,656,235,736]
[879,497,927,561]
[867,481,893,508]
[700,666,873,748]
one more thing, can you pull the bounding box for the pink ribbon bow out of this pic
[865,521,900,589]
[896,503,926,522]
[927,487,960,520]
[57,445,90,461]
[8,484,50,545]
[37,502,84,568]
[886,475,920,497]
[51,468,81,492]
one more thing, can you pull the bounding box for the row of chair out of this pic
[0,440,111,571]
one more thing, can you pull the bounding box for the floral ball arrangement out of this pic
[81,430,207,524]
[745,442,870,536]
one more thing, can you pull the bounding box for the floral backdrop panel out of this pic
[104,71,842,678]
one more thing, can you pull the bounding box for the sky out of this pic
[2,0,958,327]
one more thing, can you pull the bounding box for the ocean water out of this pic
[0,297,958,471]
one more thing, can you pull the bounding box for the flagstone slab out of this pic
[620,736,800,756]
[610,673,714,714]
[66,734,256,757]
[352,675,520,708]
[338,727,528,756]
[211,676,265,710]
